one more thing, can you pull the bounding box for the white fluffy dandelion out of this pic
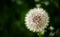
[25,8,49,32]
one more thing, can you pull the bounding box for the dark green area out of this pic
[0,0,60,37]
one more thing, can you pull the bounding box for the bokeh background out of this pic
[0,0,60,37]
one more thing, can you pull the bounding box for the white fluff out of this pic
[25,8,49,32]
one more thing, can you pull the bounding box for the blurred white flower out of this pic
[36,4,41,8]
[44,1,49,6]
[49,26,54,31]
[49,32,55,37]
[25,8,49,32]
[41,1,49,6]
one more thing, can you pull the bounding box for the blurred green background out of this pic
[0,0,60,37]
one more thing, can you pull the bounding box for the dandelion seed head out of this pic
[25,8,49,32]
